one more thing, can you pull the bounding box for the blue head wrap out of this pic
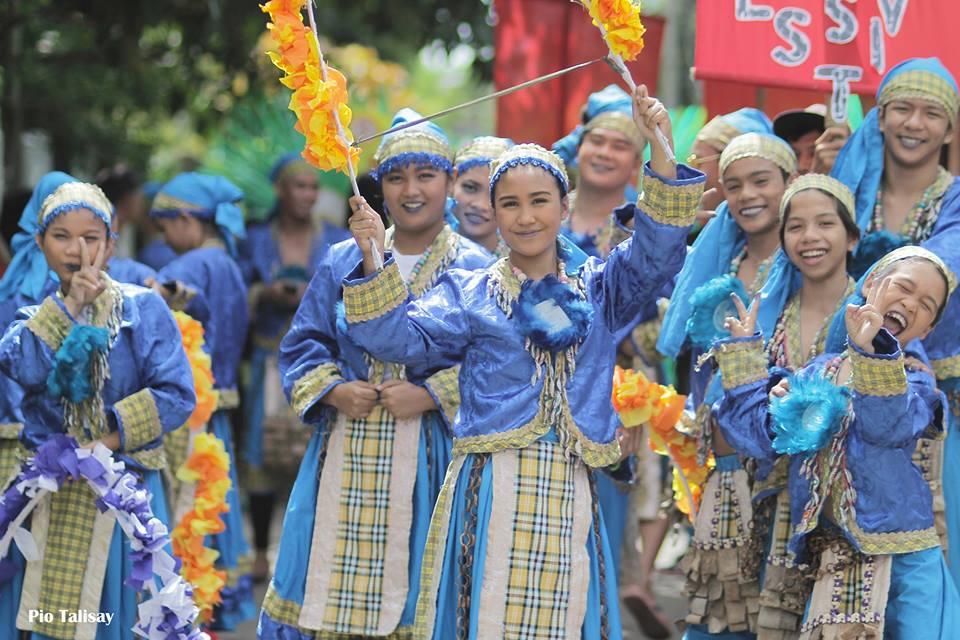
[373,108,453,181]
[552,85,644,168]
[832,58,959,233]
[695,108,774,152]
[150,172,246,256]
[0,171,78,301]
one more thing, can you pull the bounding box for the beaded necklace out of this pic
[729,246,777,296]
[871,167,953,243]
[768,278,855,369]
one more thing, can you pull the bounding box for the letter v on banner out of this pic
[877,0,909,37]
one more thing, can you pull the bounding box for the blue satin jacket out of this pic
[714,330,944,559]
[0,283,196,469]
[343,165,704,467]
[157,244,248,392]
[278,226,492,431]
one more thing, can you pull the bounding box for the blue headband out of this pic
[0,171,78,301]
[373,108,454,181]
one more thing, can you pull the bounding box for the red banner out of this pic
[695,2,960,98]
[493,0,663,147]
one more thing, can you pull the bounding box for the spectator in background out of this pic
[774,103,850,175]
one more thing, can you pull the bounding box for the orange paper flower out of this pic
[171,432,232,622]
[613,366,714,519]
[582,0,646,62]
[172,311,218,429]
[261,0,360,174]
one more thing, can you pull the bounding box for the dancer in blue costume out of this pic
[722,175,861,639]
[237,152,350,584]
[449,136,514,257]
[0,181,195,640]
[344,87,703,639]
[147,172,256,630]
[830,57,960,587]
[716,246,960,639]
[258,108,490,639]
[553,84,647,258]
[656,130,797,639]
[0,172,75,485]
[555,83,683,638]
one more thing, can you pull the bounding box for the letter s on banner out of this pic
[825,0,858,44]
[772,8,812,67]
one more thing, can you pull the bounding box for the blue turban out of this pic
[552,84,644,167]
[832,58,959,232]
[0,171,78,301]
[150,172,246,256]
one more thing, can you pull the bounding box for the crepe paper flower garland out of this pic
[0,434,207,640]
[171,432,232,624]
[580,0,646,62]
[261,0,360,174]
[172,311,218,430]
[169,310,230,622]
[611,366,709,518]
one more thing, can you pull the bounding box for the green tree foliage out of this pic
[1,0,493,189]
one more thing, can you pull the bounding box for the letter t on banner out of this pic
[814,64,864,123]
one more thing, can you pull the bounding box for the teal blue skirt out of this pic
[426,438,624,639]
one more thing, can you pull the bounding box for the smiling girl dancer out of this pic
[258,109,490,639]
[656,132,797,638]
[716,245,960,639]
[342,86,704,639]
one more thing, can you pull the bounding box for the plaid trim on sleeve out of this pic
[343,261,408,322]
[424,366,460,428]
[25,297,73,351]
[716,336,768,390]
[850,348,907,397]
[932,354,960,381]
[639,164,704,228]
[291,363,344,422]
[115,388,163,452]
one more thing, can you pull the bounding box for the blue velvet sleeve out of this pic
[0,301,62,393]
[108,291,196,451]
[277,251,346,424]
[341,259,473,378]
[714,378,780,463]
[712,335,780,463]
[591,164,703,341]
[849,332,938,448]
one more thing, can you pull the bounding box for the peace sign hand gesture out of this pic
[724,293,760,339]
[64,238,107,317]
[846,276,889,354]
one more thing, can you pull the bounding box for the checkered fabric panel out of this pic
[503,442,577,639]
[717,337,769,390]
[343,262,408,323]
[25,297,72,351]
[640,167,704,228]
[323,407,398,634]
[425,366,460,426]
[115,388,162,452]
[850,350,907,397]
[35,481,99,639]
